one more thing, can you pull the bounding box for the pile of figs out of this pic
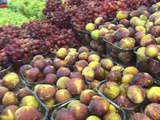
[85,2,160,67]
[0,72,47,120]
[21,46,119,109]
[52,94,123,120]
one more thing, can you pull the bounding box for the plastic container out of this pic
[77,31,106,54]
[50,97,126,120]
[96,80,139,113]
[134,48,160,83]
[100,38,136,66]
[0,63,12,78]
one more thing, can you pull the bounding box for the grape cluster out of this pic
[45,28,78,51]
[0,26,26,49]
[5,38,45,62]
[43,0,71,28]
[22,20,55,40]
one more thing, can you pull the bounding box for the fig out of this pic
[136,47,147,61]
[115,28,130,40]
[114,95,135,108]
[99,27,109,36]
[55,89,71,103]
[34,84,56,100]
[75,60,88,72]
[0,86,8,99]
[65,55,76,65]
[0,105,18,120]
[45,58,53,66]
[118,52,133,64]
[129,113,151,120]
[78,52,89,60]
[145,44,159,58]
[89,96,109,116]
[91,30,100,40]
[121,74,134,84]
[70,72,83,79]
[82,67,95,81]
[127,85,145,104]
[78,46,89,53]
[116,10,128,20]
[145,21,153,32]
[119,37,135,49]
[119,19,130,27]
[135,32,145,42]
[80,89,96,105]
[88,61,100,70]
[145,103,160,120]
[15,106,42,120]
[135,26,146,33]
[111,65,124,72]
[94,17,104,25]
[56,48,68,59]
[53,58,67,68]
[32,55,44,62]
[17,88,32,99]
[56,77,70,89]
[55,108,76,120]
[32,59,46,70]
[147,86,160,102]
[150,25,160,37]
[67,100,81,108]
[44,98,55,109]
[130,17,145,26]
[119,84,129,96]
[132,73,154,88]
[21,95,39,108]
[107,71,122,82]
[89,80,101,90]
[2,91,17,106]
[56,67,71,77]
[43,73,57,84]
[101,58,114,70]
[86,115,101,120]
[123,66,139,75]
[43,65,55,75]
[2,72,20,89]
[88,54,100,62]
[68,102,88,120]
[85,23,95,32]
[103,82,120,99]
[103,112,121,120]
[25,68,40,82]
[140,34,154,46]
[66,78,85,95]
[94,66,106,80]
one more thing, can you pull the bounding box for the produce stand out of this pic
[0,0,160,120]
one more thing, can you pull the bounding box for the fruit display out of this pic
[51,95,125,120]
[0,72,48,120]
[97,66,156,110]
[84,2,160,66]
[44,0,157,30]
[1,1,160,120]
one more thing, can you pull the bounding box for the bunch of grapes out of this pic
[5,38,45,62]
[22,19,55,40]
[43,0,71,28]
[0,26,27,49]
[45,28,78,51]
